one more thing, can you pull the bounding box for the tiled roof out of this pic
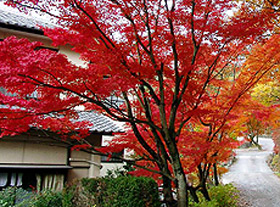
[0,105,124,134]
[0,8,55,31]
[77,111,124,134]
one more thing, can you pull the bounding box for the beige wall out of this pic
[69,134,102,179]
[68,151,101,179]
[67,168,89,183]
[0,141,67,164]
[0,134,68,164]
[0,133,102,180]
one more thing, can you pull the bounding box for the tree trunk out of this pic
[213,163,219,186]
[200,183,211,201]
[197,163,211,201]
[251,137,261,150]
[175,172,188,207]
[162,175,177,207]
[189,186,199,203]
[171,151,188,207]
[163,135,189,207]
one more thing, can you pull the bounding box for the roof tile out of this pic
[0,8,55,30]
[77,111,124,133]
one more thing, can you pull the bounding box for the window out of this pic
[0,170,65,191]
[0,172,24,189]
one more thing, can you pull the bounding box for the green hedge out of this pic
[0,175,160,207]
[0,187,73,207]
[1,179,237,207]
[0,187,30,207]
[79,176,161,207]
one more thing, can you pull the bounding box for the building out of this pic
[0,8,124,191]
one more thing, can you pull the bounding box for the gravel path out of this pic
[222,138,280,207]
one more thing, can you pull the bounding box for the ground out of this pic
[222,138,280,207]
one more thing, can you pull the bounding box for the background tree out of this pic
[234,99,273,149]
[252,81,280,106]
[233,0,280,156]
[245,113,267,148]
[248,43,280,154]
[0,0,277,206]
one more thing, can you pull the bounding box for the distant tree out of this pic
[244,113,267,148]
[252,81,280,106]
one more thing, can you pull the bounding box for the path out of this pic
[222,138,280,207]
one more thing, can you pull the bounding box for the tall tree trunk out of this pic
[175,172,188,207]
[171,149,189,207]
[161,132,189,206]
[162,175,177,207]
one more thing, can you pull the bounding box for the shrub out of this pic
[0,187,74,207]
[0,187,32,207]
[106,176,160,207]
[31,190,63,207]
[61,186,75,207]
[189,184,239,207]
[80,175,161,207]
[0,187,17,207]
[208,184,239,207]
[0,187,18,207]
[189,199,219,207]
[0,175,160,207]
[270,154,280,172]
[30,189,74,207]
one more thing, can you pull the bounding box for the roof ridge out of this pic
[0,7,56,31]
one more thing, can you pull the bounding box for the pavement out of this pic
[222,138,280,207]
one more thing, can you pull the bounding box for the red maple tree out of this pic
[0,0,277,206]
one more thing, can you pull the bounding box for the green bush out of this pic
[189,184,239,207]
[209,184,239,207]
[270,154,280,172]
[0,187,17,207]
[0,175,160,207]
[0,187,32,207]
[189,199,219,207]
[80,175,161,207]
[31,190,63,207]
[61,186,75,207]
[28,189,74,207]
[0,187,74,207]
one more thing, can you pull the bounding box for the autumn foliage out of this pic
[0,0,279,206]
